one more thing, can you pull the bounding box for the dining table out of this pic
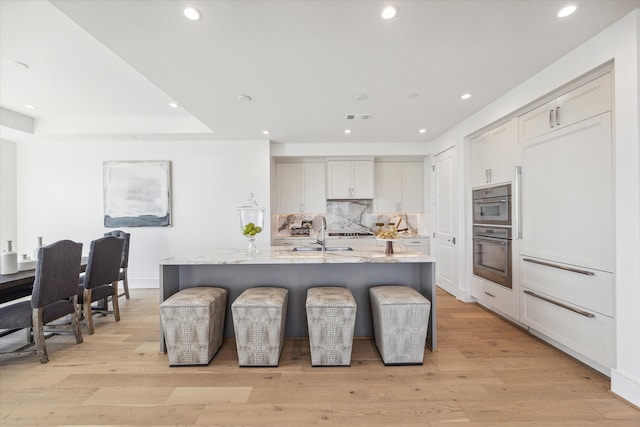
[0,257,88,304]
[0,269,41,304]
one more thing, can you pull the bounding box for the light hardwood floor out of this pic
[0,288,638,426]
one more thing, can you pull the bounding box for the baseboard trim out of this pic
[611,368,640,408]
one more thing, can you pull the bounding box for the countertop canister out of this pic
[1,240,18,275]
[33,236,44,260]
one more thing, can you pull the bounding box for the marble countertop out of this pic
[160,245,435,266]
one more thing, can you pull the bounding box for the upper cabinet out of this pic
[470,119,515,188]
[518,73,611,143]
[326,160,374,199]
[375,161,423,212]
[276,162,326,213]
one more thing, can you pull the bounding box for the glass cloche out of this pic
[237,193,265,253]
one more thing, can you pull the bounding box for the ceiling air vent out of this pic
[346,114,372,120]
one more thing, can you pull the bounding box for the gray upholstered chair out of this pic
[0,240,84,363]
[78,235,124,335]
[104,230,130,299]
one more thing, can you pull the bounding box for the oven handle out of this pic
[474,197,508,204]
[524,290,595,318]
[474,236,509,245]
[522,257,594,276]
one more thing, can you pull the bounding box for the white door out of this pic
[434,147,458,294]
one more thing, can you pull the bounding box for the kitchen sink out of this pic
[291,246,353,252]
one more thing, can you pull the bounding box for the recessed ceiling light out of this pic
[419,129,427,134]
[409,93,419,99]
[238,95,253,102]
[460,93,472,100]
[169,102,179,108]
[262,130,270,135]
[557,5,577,18]
[381,5,399,20]
[344,129,352,134]
[24,104,37,110]
[183,7,202,21]
[354,94,368,101]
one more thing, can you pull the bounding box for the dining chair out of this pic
[104,230,130,299]
[78,235,124,335]
[0,239,83,363]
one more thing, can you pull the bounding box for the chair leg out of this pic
[122,268,130,299]
[32,308,48,363]
[71,295,83,344]
[112,281,120,322]
[83,288,95,335]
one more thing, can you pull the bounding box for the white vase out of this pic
[33,236,44,260]
[1,240,18,275]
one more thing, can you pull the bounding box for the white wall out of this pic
[0,139,17,249]
[430,10,640,407]
[15,139,271,288]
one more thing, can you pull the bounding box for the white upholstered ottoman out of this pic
[369,285,431,365]
[160,286,227,366]
[306,287,357,366]
[231,287,288,367]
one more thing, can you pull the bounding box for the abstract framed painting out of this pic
[103,161,171,227]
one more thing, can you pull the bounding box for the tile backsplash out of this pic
[276,200,420,236]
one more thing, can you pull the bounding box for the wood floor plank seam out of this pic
[0,287,638,426]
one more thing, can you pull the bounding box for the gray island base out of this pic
[159,246,437,353]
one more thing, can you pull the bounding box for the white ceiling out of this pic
[1,0,638,144]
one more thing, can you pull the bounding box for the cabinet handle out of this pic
[524,290,595,318]
[549,109,555,128]
[555,106,561,126]
[522,258,595,276]
[514,166,522,239]
[484,292,495,298]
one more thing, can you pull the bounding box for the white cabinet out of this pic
[520,256,614,371]
[470,120,514,188]
[518,73,611,143]
[400,237,430,254]
[276,162,326,213]
[472,277,519,320]
[519,112,613,272]
[515,71,614,374]
[374,161,423,212]
[327,160,374,199]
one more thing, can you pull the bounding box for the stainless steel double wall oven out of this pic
[472,184,513,288]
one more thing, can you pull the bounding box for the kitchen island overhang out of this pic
[159,246,437,353]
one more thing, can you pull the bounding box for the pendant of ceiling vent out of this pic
[346,114,372,120]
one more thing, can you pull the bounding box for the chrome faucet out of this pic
[315,216,327,252]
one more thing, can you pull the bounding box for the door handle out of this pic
[450,237,456,245]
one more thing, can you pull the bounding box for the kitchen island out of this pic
[159,245,436,352]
